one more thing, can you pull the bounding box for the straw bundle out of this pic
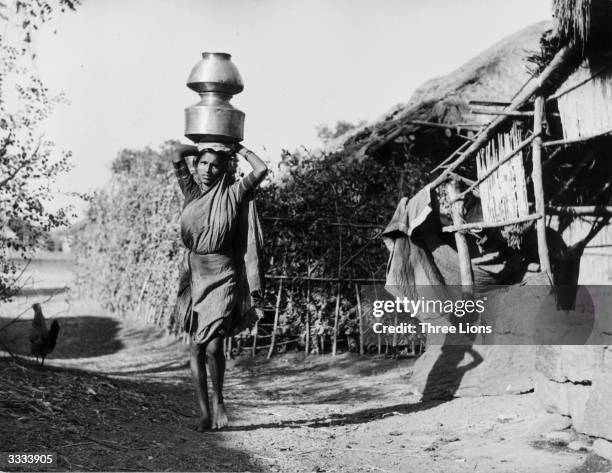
[476,124,529,225]
[557,57,612,140]
[552,0,612,50]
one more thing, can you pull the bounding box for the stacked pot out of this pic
[184,52,245,144]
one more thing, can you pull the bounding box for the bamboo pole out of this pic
[446,180,474,291]
[470,108,534,117]
[332,200,342,357]
[305,262,311,356]
[135,271,152,319]
[442,213,542,232]
[429,45,576,190]
[251,321,258,357]
[547,206,612,216]
[267,278,284,359]
[407,120,478,132]
[260,216,380,229]
[455,122,488,128]
[225,337,232,360]
[332,282,341,357]
[448,172,475,185]
[355,283,364,356]
[392,312,398,349]
[457,133,476,142]
[265,275,386,283]
[468,100,512,107]
[541,128,612,148]
[430,140,472,173]
[532,96,552,278]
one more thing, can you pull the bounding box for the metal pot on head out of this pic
[184,52,245,144]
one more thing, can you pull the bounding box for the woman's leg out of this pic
[190,340,212,431]
[206,335,229,429]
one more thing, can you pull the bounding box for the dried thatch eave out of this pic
[552,0,612,52]
[331,14,612,220]
[334,22,550,160]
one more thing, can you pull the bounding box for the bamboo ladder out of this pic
[429,46,577,286]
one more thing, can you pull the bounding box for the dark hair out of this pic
[193,148,231,168]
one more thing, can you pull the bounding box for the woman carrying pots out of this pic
[173,142,267,430]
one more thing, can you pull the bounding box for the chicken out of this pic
[28,303,60,366]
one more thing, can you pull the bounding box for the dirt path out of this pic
[0,264,609,472]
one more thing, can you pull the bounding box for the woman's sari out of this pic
[173,160,263,344]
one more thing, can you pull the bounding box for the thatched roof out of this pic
[333,22,550,158]
[552,0,612,51]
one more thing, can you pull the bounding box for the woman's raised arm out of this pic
[173,144,199,163]
[173,144,200,202]
[235,144,268,182]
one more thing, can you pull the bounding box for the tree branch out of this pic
[0,141,41,189]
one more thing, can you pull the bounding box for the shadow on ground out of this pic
[0,359,262,472]
[231,352,416,406]
[0,315,123,359]
[226,399,443,431]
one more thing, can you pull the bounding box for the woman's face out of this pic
[196,151,225,186]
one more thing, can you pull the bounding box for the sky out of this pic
[27,0,550,211]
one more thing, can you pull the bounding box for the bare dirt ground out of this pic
[1,254,611,472]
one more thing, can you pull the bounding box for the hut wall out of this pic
[556,218,612,283]
[557,58,612,140]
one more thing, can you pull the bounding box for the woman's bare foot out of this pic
[193,415,212,432]
[212,402,228,429]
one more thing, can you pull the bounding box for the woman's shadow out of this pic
[420,312,484,402]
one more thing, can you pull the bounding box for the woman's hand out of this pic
[173,144,199,163]
[234,144,268,181]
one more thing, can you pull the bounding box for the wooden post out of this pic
[446,180,474,290]
[355,283,364,356]
[392,311,398,349]
[136,271,152,319]
[533,95,552,278]
[305,262,311,355]
[332,200,343,357]
[267,278,284,359]
[251,321,258,357]
[332,282,341,356]
[225,337,233,360]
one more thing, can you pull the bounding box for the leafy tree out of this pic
[258,143,429,353]
[73,141,184,327]
[0,0,81,299]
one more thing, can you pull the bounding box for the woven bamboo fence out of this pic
[476,123,529,224]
